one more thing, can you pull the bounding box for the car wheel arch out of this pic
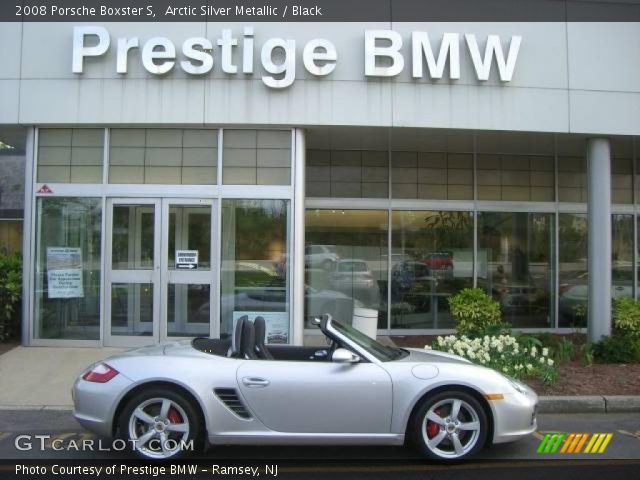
[404,384,495,448]
[112,380,207,439]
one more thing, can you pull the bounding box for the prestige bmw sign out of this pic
[72,26,522,88]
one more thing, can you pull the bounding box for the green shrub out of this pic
[580,342,594,366]
[555,337,575,363]
[593,335,640,363]
[613,297,640,337]
[0,252,21,342]
[447,288,502,337]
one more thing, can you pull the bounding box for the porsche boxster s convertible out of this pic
[73,314,538,461]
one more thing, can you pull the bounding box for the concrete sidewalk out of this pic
[0,346,124,409]
[0,346,639,412]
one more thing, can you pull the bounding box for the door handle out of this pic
[242,377,270,388]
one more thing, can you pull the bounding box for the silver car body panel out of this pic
[73,329,537,448]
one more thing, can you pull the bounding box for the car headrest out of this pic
[254,316,266,346]
[231,316,247,357]
[241,319,257,359]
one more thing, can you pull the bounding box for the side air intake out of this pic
[214,388,252,419]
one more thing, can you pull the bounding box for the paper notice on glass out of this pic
[46,247,84,299]
[232,311,290,344]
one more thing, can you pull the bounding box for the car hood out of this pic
[401,347,473,365]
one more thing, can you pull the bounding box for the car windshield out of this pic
[330,319,408,362]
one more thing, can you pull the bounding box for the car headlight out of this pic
[502,374,528,395]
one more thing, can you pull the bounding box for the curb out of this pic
[538,395,640,413]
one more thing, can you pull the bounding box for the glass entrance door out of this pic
[105,199,160,347]
[163,199,215,339]
[105,198,215,347]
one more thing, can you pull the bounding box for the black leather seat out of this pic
[253,316,274,360]
[230,316,247,358]
[241,319,258,359]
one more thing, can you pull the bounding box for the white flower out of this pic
[502,367,508,373]
[542,348,549,357]
[547,359,554,366]
[448,349,454,354]
[539,357,545,364]
[424,345,432,350]
[526,363,533,370]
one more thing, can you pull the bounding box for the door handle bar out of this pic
[242,377,270,387]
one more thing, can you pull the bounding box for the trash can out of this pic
[352,307,378,339]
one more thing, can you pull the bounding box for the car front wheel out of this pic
[411,390,488,461]
[119,388,202,460]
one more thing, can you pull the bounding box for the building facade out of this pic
[1,21,639,346]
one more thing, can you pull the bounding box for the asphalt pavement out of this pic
[0,410,638,479]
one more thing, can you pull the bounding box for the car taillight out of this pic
[82,363,119,383]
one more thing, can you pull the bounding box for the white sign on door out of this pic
[46,247,84,298]
[176,250,198,270]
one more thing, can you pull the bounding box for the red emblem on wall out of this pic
[37,184,53,194]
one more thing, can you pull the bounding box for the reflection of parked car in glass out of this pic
[391,261,438,295]
[330,259,379,306]
[421,253,454,278]
[305,245,339,270]
[558,271,632,324]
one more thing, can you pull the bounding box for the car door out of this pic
[236,358,392,434]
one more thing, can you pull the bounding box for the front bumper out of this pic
[491,387,539,444]
[72,373,134,438]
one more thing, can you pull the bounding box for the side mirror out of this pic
[332,348,360,364]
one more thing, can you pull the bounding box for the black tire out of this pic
[118,387,203,460]
[410,390,488,461]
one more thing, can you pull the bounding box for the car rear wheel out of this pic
[411,390,487,461]
[119,388,202,460]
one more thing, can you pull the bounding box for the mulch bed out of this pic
[0,341,19,356]
[391,335,640,396]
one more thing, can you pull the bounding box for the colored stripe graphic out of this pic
[584,433,613,454]
[537,433,613,454]
[537,433,565,453]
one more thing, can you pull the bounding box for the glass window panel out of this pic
[223,130,291,185]
[112,205,155,270]
[558,213,588,327]
[167,284,210,337]
[305,209,388,329]
[37,129,104,184]
[0,221,22,255]
[476,154,554,201]
[612,214,633,299]
[110,283,153,336]
[220,200,290,339]
[391,211,473,329]
[34,197,101,340]
[477,212,555,328]
[611,157,633,205]
[108,129,217,185]
[307,149,389,199]
[168,205,211,270]
[392,151,473,200]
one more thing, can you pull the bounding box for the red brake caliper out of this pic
[426,408,441,439]
[167,407,182,424]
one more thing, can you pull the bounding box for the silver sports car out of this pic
[73,314,538,461]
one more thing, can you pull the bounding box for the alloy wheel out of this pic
[128,397,191,460]
[421,397,481,459]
